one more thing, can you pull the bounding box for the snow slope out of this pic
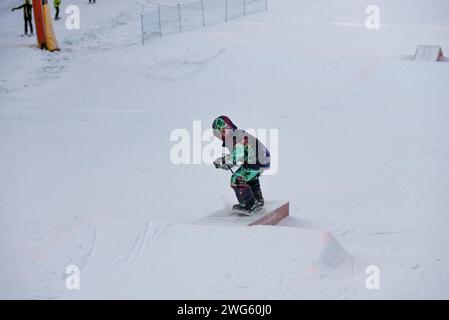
[2,218,358,299]
[1,0,449,299]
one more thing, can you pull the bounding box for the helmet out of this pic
[212,115,237,131]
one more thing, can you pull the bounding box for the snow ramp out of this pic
[414,45,445,61]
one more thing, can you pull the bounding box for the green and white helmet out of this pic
[212,115,237,131]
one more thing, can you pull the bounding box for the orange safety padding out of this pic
[32,0,46,49]
[42,1,60,51]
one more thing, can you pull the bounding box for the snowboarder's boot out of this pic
[232,185,262,215]
[248,178,264,206]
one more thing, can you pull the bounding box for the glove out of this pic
[213,156,235,170]
[213,157,227,169]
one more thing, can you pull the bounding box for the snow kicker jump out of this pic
[414,45,445,61]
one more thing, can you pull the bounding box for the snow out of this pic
[1,0,449,299]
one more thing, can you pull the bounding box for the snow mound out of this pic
[312,232,355,280]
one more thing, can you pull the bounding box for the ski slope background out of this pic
[1,0,449,299]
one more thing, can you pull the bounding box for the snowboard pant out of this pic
[24,17,33,35]
[55,6,60,20]
[230,166,264,209]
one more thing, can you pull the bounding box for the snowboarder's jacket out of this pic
[222,128,271,170]
[12,0,33,19]
[54,0,61,7]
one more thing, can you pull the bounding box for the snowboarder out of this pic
[54,0,61,20]
[11,0,33,37]
[212,115,271,215]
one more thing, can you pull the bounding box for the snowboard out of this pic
[232,203,264,216]
[196,201,289,226]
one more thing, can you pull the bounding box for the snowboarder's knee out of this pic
[230,174,244,187]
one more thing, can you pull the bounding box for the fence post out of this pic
[225,0,228,22]
[158,6,162,38]
[178,3,182,32]
[200,0,205,27]
[243,0,246,16]
[140,13,145,46]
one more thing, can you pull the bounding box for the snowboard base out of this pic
[196,201,289,226]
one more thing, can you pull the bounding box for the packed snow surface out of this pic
[1,0,449,299]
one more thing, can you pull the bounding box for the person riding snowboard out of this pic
[11,0,33,37]
[212,115,270,214]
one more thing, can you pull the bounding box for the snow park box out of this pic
[196,201,289,226]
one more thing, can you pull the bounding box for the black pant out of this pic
[24,17,33,35]
[248,178,264,203]
[55,6,60,20]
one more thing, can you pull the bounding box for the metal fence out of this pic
[141,0,268,44]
